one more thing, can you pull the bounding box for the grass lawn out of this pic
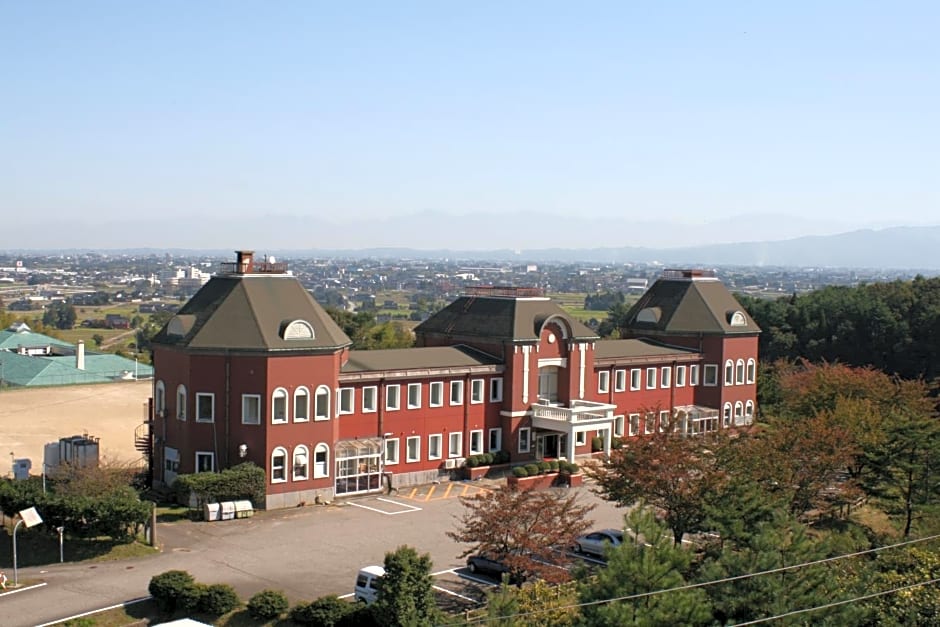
[0,527,158,568]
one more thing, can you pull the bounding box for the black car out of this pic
[466,553,525,584]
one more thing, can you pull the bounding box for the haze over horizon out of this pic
[4,3,938,250]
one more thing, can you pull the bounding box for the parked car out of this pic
[574,529,625,558]
[354,565,385,604]
[466,553,525,584]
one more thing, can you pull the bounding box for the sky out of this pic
[2,2,938,250]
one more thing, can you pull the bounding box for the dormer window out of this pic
[637,307,661,323]
[282,319,315,340]
[727,310,747,327]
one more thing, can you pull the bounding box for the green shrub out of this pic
[538,461,551,473]
[247,589,289,620]
[179,582,207,611]
[173,462,265,507]
[465,455,479,468]
[290,595,353,625]
[494,450,510,464]
[148,570,197,613]
[525,463,541,476]
[200,583,240,615]
[568,462,580,473]
[559,461,577,474]
[482,453,494,465]
[512,466,528,478]
[591,436,604,452]
[549,460,560,472]
[337,602,380,626]
[611,436,623,449]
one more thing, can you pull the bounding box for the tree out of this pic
[585,428,728,544]
[92,333,105,347]
[42,300,77,330]
[579,509,713,626]
[485,580,580,626]
[598,302,633,338]
[371,545,440,627]
[447,485,595,583]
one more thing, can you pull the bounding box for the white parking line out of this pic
[457,571,500,586]
[347,498,422,515]
[433,585,479,603]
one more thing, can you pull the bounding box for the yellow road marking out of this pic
[424,485,437,502]
[443,482,455,499]
[408,487,417,499]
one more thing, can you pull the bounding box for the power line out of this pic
[444,532,940,625]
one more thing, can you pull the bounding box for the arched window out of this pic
[293,445,309,481]
[314,443,330,478]
[271,447,288,483]
[745,400,754,423]
[724,360,734,386]
[723,403,732,427]
[734,401,744,426]
[155,380,166,416]
[176,384,187,420]
[736,359,745,385]
[746,358,756,384]
[315,385,331,421]
[272,388,289,423]
[294,387,310,422]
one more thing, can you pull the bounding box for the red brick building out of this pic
[149,252,759,509]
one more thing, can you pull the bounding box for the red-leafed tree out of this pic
[447,485,595,583]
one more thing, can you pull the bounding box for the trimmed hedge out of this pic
[201,583,240,615]
[149,570,198,613]
[172,462,265,508]
[524,463,541,476]
[512,466,529,478]
[247,589,289,620]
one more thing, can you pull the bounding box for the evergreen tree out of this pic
[371,545,440,627]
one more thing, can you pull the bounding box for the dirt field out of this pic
[0,380,151,476]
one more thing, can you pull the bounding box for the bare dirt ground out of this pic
[0,380,151,476]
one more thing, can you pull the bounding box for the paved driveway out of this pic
[2,484,627,627]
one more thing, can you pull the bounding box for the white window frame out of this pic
[614,369,626,392]
[386,384,401,411]
[614,415,625,437]
[660,367,671,389]
[489,377,503,402]
[598,371,610,394]
[689,364,700,386]
[294,386,310,422]
[195,392,214,423]
[736,359,746,385]
[518,427,531,454]
[575,431,586,446]
[659,410,670,433]
[470,379,484,404]
[723,402,732,427]
[314,385,330,421]
[746,358,756,384]
[428,434,443,460]
[450,380,464,406]
[362,386,377,413]
[293,445,309,481]
[242,394,261,425]
[406,436,421,463]
[195,451,214,473]
[725,360,734,386]
[429,381,444,407]
[469,429,484,455]
[314,443,330,478]
[675,365,686,387]
[488,428,502,452]
[407,382,422,409]
[448,432,463,458]
[155,380,166,416]
[646,368,657,390]
[176,384,187,421]
[384,438,400,465]
[628,414,640,437]
[338,387,354,415]
[745,400,754,422]
[704,364,718,387]
[630,368,642,391]
[734,401,744,425]
[645,412,656,435]
[271,447,288,483]
[272,387,289,423]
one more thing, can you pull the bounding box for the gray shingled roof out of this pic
[623,276,761,336]
[415,296,598,343]
[152,275,352,352]
[594,339,700,361]
[342,345,501,374]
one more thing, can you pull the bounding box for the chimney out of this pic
[76,340,85,371]
[235,250,255,274]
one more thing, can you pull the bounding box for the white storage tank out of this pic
[58,434,100,469]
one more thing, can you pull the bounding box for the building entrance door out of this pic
[536,433,562,459]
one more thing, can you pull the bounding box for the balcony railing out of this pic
[531,400,617,424]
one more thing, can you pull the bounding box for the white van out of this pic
[354,565,385,604]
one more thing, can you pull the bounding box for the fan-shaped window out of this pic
[637,307,661,324]
[293,445,309,481]
[282,319,315,340]
[271,447,288,483]
[272,388,289,423]
[314,443,329,478]
[727,310,747,327]
[294,387,310,422]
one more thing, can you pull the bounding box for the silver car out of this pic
[574,529,624,558]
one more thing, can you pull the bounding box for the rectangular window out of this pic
[428,434,442,460]
[450,380,464,405]
[615,415,625,437]
[384,438,400,465]
[242,394,261,425]
[489,378,503,402]
[488,428,502,452]
[469,430,484,454]
[676,366,686,387]
[363,386,378,412]
[704,365,718,387]
[430,382,444,407]
[470,379,484,404]
[598,371,610,394]
[629,414,640,437]
[315,389,330,421]
[386,385,401,411]
[407,383,422,409]
[576,431,586,446]
[660,410,670,432]
[660,367,671,389]
[645,412,656,435]
[725,361,734,386]
[630,368,642,391]
[690,364,700,386]
[314,446,328,478]
[196,393,214,423]
[614,369,626,392]
[646,368,657,390]
[338,388,354,415]
[518,427,531,454]
[195,451,214,473]
[406,436,421,463]
[448,432,463,458]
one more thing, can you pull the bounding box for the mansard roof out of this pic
[342,345,502,377]
[622,269,760,336]
[594,338,701,363]
[152,274,352,352]
[414,288,598,343]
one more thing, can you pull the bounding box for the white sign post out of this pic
[13,506,42,586]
